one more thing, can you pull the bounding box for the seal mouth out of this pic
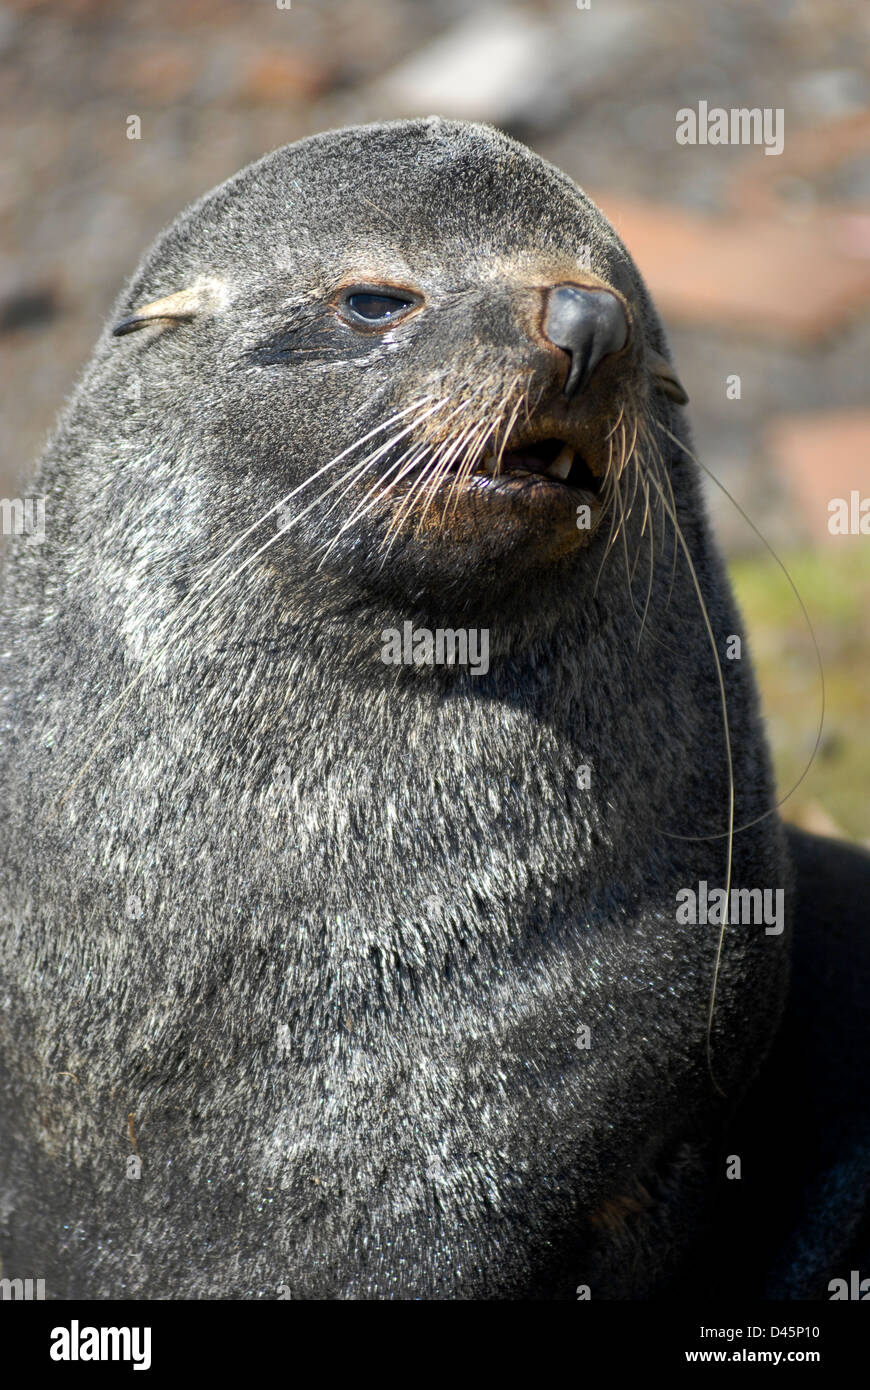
[470,436,601,494]
[373,409,615,550]
[444,429,605,512]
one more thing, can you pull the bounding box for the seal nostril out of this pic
[543,284,629,398]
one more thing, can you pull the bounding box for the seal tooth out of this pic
[478,455,497,475]
[547,444,574,481]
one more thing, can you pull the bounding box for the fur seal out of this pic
[1,118,868,1300]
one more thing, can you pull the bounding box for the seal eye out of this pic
[340,289,417,329]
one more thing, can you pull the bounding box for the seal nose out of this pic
[543,285,629,397]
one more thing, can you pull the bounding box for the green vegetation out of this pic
[729,546,870,844]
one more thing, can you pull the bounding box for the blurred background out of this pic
[1,0,868,837]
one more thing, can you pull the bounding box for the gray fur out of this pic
[0,119,791,1299]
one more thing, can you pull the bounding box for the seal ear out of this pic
[647,349,689,405]
[112,280,225,337]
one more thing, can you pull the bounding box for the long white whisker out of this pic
[654,417,826,834]
[58,398,445,806]
[645,464,734,1098]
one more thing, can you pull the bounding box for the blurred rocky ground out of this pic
[0,0,867,834]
